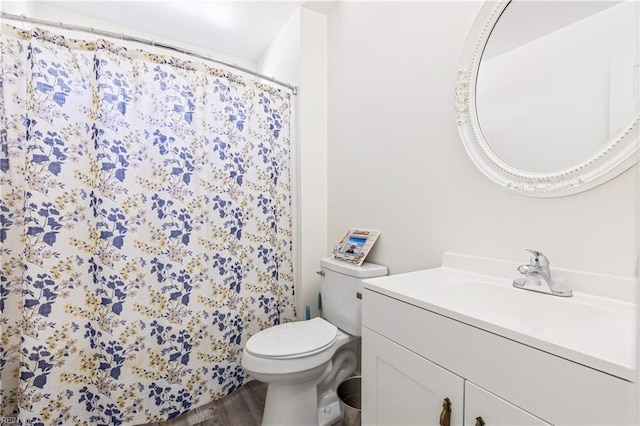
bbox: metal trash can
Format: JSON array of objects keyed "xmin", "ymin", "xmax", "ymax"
[{"xmin": 337, "ymin": 376, "xmax": 361, "ymax": 426}]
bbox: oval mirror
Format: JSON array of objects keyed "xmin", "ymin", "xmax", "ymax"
[{"xmin": 456, "ymin": 0, "xmax": 639, "ymax": 197}]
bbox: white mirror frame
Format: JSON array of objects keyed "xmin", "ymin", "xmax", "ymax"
[{"xmin": 456, "ymin": 0, "xmax": 639, "ymax": 197}]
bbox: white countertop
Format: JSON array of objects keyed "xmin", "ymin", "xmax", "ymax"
[{"xmin": 363, "ymin": 258, "xmax": 637, "ymax": 382}]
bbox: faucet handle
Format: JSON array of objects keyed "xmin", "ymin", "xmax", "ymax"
[{"xmin": 525, "ymin": 249, "xmax": 549, "ymax": 268}]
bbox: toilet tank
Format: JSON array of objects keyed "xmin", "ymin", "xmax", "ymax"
[{"xmin": 320, "ymin": 257, "xmax": 387, "ymax": 336}]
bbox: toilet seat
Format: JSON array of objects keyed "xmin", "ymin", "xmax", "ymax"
[{"xmin": 245, "ymin": 317, "xmax": 338, "ymax": 359}]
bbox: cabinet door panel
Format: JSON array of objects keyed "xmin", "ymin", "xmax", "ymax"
[
  {"xmin": 465, "ymin": 381, "xmax": 550, "ymax": 426},
  {"xmin": 363, "ymin": 327, "xmax": 464, "ymax": 425}
]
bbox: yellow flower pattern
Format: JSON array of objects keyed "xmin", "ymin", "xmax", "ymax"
[{"xmin": 0, "ymin": 24, "xmax": 295, "ymax": 424}]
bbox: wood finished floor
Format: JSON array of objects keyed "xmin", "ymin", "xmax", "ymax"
[
  {"xmin": 144, "ymin": 380, "xmax": 267, "ymax": 426},
  {"xmin": 193, "ymin": 381, "xmax": 267, "ymax": 426},
  {"xmin": 145, "ymin": 380, "xmax": 343, "ymax": 426}
]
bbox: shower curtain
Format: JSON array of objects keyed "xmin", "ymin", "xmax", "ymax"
[{"xmin": 0, "ymin": 25, "xmax": 295, "ymax": 424}]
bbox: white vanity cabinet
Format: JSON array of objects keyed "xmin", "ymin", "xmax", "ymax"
[
  {"xmin": 362, "ymin": 327, "xmax": 464, "ymax": 425},
  {"xmin": 363, "ymin": 326, "xmax": 548, "ymax": 426},
  {"xmin": 362, "ymin": 285, "xmax": 637, "ymax": 425}
]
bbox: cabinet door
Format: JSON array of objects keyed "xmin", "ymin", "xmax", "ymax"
[
  {"xmin": 464, "ymin": 381, "xmax": 550, "ymax": 426},
  {"xmin": 362, "ymin": 327, "xmax": 464, "ymax": 426}
]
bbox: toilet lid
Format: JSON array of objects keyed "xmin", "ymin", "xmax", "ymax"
[{"xmin": 245, "ymin": 317, "xmax": 338, "ymax": 359}]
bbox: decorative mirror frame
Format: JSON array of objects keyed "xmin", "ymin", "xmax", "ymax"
[{"xmin": 456, "ymin": 0, "xmax": 639, "ymax": 197}]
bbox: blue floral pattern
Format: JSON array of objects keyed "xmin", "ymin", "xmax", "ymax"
[{"xmin": 0, "ymin": 25, "xmax": 295, "ymax": 424}]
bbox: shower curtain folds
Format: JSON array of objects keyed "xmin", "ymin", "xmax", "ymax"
[{"xmin": 0, "ymin": 23, "xmax": 295, "ymax": 424}]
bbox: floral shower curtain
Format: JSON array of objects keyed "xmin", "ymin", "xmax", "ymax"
[{"xmin": 0, "ymin": 24, "xmax": 295, "ymax": 425}]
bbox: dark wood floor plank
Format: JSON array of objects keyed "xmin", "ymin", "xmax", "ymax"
[
  {"xmin": 139, "ymin": 381, "xmax": 267, "ymax": 426},
  {"xmin": 146, "ymin": 380, "xmax": 344, "ymax": 426},
  {"xmin": 195, "ymin": 380, "xmax": 266, "ymax": 426}
]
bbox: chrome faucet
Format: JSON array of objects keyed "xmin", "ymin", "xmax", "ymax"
[{"xmin": 513, "ymin": 249, "xmax": 572, "ymax": 297}]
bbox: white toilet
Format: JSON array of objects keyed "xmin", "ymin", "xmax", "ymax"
[{"xmin": 241, "ymin": 257, "xmax": 387, "ymax": 426}]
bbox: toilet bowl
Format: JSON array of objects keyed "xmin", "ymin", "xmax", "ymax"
[
  {"xmin": 242, "ymin": 318, "xmax": 358, "ymax": 425},
  {"xmin": 241, "ymin": 258, "xmax": 387, "ymax": 426}
]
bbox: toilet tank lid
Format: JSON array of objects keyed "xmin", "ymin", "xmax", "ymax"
[{"xmin": 320, "ymin": 257, "xmax": 387, "ymax": 278}]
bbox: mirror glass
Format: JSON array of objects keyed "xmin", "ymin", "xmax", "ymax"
[{"xmin": 476, "ymin": 0, "xmax": 639, "ymax": 174}]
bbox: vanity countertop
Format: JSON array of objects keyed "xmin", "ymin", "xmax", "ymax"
[{"xmin": 363, "ymin": 254, "xmax": 637, "ymax": 382}]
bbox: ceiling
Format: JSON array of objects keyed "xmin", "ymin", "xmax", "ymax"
[{"xmin": 26, "ymin": 1, "xmax": 335, "ymax": 63}]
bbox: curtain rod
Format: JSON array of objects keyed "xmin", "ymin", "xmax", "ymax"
[{"xmin": 1, "ymin": 12, "xmax": 298, "ymax": 95}]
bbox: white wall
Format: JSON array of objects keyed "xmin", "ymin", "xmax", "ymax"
[
  {"xmin": 327, "ymin": 1, "xmax": 638, "ymax": 280},
  {"xmin": 259, "ymin": 7, "xmax": 328, "ymax": 320}
]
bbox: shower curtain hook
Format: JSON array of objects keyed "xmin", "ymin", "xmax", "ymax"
[
  {"xmin": 184, "ymin": 48, "xmax": 188, "ymax": 71},
  {"xmin": 57, "ymin": 22, "xmax": 65, "ymax": 47}
]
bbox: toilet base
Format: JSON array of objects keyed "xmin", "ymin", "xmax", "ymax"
[
  {"xmin": 262, "ymin": 380, "xmax": 320, "ymax": 426},
  {"xmin": 316, "ymin": 346, "xmax": 358, "ymax": 426},
  {"xmin": 245, "ymin": 331, "xmax": 359, "ymax": 426},
  {"xmin": 317, "ymin": 399, "xmax": 341, "ymax": 426}
]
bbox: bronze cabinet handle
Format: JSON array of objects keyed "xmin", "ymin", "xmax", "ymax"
[
  {"xmin": 439, "ymin": 397, "xmax": 452, "ymax": 426},
  {"xmin": 475, "ymin": 416, "xmax": 486, "ymax": 426}
]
